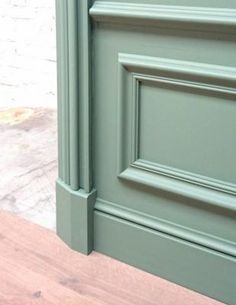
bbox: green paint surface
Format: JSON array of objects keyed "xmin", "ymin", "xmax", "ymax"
[{"xmin": 56, "ymin": 1, "xmax": 236, "ymax": 303}]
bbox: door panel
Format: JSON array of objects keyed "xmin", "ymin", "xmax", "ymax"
[
  {"xmin": 138, "ymin": 76, "xmax": 236, "ymax": 183},
  {"xmin": 90, "ymin": 1, "xmax": 236, "ymax": 303},
  {"xmin": 92, "ymin": 11, "xmax": 236, "ymax": 233},
  {"xmin": 56, "ymin": 1, "xmax": 236, "ymax": 304}
]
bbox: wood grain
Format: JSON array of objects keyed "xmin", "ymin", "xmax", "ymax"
[{"xmin": 0, "ymin": 211, "xmax": 224, "ymax": 305}]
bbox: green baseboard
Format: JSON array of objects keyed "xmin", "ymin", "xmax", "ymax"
[
  {"xmin": 94, "ymin": 204, "xmax": 236, "ymax": 305},
  {"xmin": 56, "ymin": 179, "xmax": 97, "ymax": 254}
]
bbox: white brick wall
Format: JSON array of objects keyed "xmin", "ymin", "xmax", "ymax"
[{"xmin": 0, "ymin": 0, "xmax": 57, "ymax": 108}]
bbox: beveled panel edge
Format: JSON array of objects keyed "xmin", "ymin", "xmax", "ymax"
[
  {"xmin": 119, "ymin": 166, "xmax": 236, "ymax": 212},
  {"xmin": 119, "ymin": 53, "xmax": 236, "ymax": 86},
  {"xmin": 95, "ymin": 197, "xmax": 236, "ymax": 257},
  {"xmin": 117, "ymin": 53, "xmax": 236, "ymax": 209},
  {"xmin": 134, "ymin": 159, "xmax": 236, "ymax": 196},
  {"xmin": 90, "ymin": 1, "xmax": 236, "ymax": 32}
]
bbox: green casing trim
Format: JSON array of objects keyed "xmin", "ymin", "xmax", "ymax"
[
  {"xmin": 55, "ymin": 0, "xmax": 95, "ymax": 253},
  {"xmin": 56, "ymin": 179, "xmax": 97, "ymax": 254},
  {"xmin": 55, "ymin": 0, "xmax": 92, "ymax": 191}
]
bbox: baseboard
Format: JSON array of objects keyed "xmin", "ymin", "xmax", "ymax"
[{"xmin": 94, "ymin": 200, "xmax": 236, "ymax": 305}]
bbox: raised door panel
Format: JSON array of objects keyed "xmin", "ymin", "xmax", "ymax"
[
  {"xmin": 91, "ymin": 3, "xmax": 236, "ymax": 232},
  {"xmin": 90, "ymin": 1, "xmax": 236, "ymax": 303},
  {"xmin": 56, "ymin": 1, "xmax": 236, "ymax": 303}
]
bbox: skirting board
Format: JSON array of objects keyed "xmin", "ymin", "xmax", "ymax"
[{"xmin": 94, "ymin": 209, "xmax": 236, "ymax": 305}]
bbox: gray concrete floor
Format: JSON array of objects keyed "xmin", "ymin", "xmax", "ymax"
[{"xmin": 0, "ymin": 107, "xmax": 57, "ymax": 230}]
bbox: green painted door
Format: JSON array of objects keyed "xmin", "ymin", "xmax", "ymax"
[{"xmin": 56, "ymin": 1, "xmax": 236, "ymax": 304}]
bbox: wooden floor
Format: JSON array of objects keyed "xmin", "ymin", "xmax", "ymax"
[{"xmin": 0, "ymin": 211, "xmax": 224, "ymax": 305}]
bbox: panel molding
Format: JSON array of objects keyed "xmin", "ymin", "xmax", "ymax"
[
  {"xmin": 95, "ymin": 197, "xmax": 236, "ymax": 257},
  {"xmin": 119, "ymin": 53, "xmax": 236, "ymax": 86},
  {"xmin": 90, "ymin": 1, "xmax": 236, "ymax": 32},
  {"xmin": 118, "ymin": 53, "xmax": 236, "ymax": 211},
  {"xmin": 120, "ymin": 167, "xmax": 236, "ymax": 212},
  {"xmin": 134, "ymin": 159, "xmax": 236, "ymax": 196}
]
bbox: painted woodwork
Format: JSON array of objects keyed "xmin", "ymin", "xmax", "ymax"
[{"xmin": 56, "ymin": 1, "xmax": 236, "ymax": 304}]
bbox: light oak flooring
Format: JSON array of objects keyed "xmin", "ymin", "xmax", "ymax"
[{"xmin": 0, "ymin": 211, "xmax": 224, "ymax": 305}]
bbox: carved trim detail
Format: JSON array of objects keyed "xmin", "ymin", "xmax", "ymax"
[{"xmin": 90, "ymin": 1, "xmax": 236, "ymax": 32}]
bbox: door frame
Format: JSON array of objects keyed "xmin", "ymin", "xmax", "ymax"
[{"xmin": 55, "ymin": 0, "xmax": 96, "ymax": 254}]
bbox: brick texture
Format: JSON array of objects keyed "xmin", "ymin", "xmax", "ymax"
[{"xmin": 0, "ymin": 0, "xmax": 56, "ymax": 108}]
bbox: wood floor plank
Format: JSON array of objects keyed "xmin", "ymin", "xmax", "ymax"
[
  {"xmin": 0, "ymin": 211, "xmax": 224, "ymax": 305},
  {"xmin": 0, "ymin": 255, "xmax": 98, "ymax": 305}
]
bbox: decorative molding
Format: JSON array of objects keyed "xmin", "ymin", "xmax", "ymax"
[
  {"xmin": 118, "ymin": 53, "xmax": 236, "ymax": 86},
  {"xmin": 131, "ymin": 74, "xmax": 236, "ymax": 195},
  {"xmin": 134, "ymin": 159, "xmax": 236, "ymax": 196},
  {"xmin": 55, "ymin": 0, "xmax": 93, "ymax": 192},
  {"xmin": 55, "ymin": 0, "xmax": 79, "ymax": 189},
  {"xmin": 118, "ymin": 53, "xmax": 236, "ymax": 210},
  {"xmin": 120, "ymin": 167, "xmax": 236, "ymax": 212},
  {"xmin": 55, "ymin": 0, "xmax": 70, "ymax": 184},
  {"xmin": 78, "ymin": 0, "xmax": 93, "ymax": 193},
  {"xmin": 95, "ymin": 197, "xmax": 236, "ymax": 256},
  {"xmin": 90, "ymin": 1, "xmax": 236, "ymax": 32}
]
